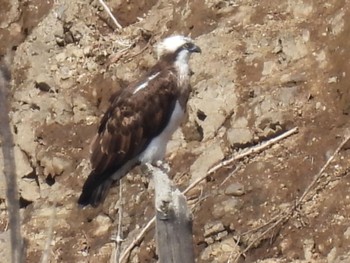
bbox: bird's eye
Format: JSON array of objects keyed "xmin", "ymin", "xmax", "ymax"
[{"xmin": 183, "ymin": 43, "xmax": 191, "ymax": 49}]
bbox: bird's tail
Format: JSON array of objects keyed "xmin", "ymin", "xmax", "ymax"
[
  {"xmin": 78, "ymin": 160, "xmax": 137, "ymax": 207},
  {"xmin": 77, "ymin": 171, "xmax": 113, "ymax": 207}
]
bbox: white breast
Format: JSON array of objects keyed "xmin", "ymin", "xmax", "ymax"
[{"xmin": 138, "ymin": 101, "xmax": 184, "ymax": 163}]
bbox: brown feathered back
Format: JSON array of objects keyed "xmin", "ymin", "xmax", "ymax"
[
  {"xmin": 78, "ymin": 36, "xmax": 200, "ymax": 207},
  {"xmin": 78, "ymin": 56, "xmax": 182, "ymax": 206}
]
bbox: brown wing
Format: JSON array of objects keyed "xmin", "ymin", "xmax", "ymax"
[
  {"xmin": 91, "ymin": 71, "xmax": 178, "ymax": 173},
  {"xmin": 78, "ymin": 70, "xmax": 179, "ymax": 206}
]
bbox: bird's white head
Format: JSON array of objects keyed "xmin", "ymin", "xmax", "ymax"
[
  {"xmin": 156, "ymin": 35, "xmax": 201, "ymax": 84},
  {"xmin": 156, "ymin": 35, "xmax": 201, "ymax": 59}
]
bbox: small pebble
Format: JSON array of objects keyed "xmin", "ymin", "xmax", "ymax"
[
  {"xmin": 224, "ymin": 183, "xmax": 245, "ymax": 196},
  {"xmin": 204, "ymin": 221, "xmax": 225, "ymax": 237}
]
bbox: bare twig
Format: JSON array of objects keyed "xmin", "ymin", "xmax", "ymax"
[
  {"xmin": 296, "ymin": 132, "xmax": 350, "ymax": 206},
  {"xmin": 116, "ymin": 183, "xmax": 123, "ymax": 260},
  {"xmin": 98, "ymin": 0, "xmax": 123, "ymax": 30},
  {"xmin": 243, "ymin": 213, "xmax": 289, "ymax": 253},
  {"xmin": 228, "ymin": 236, "xmax": 241, "ymax": 263},
  {"xmin": 0, "ymin": 57, "xmax": 23, "ymax": 263},
  {"xmin": 107, "ymin": 47, "xmax": 132, "ymax": 66},
  {"xmin": 184, "ymin": 127, "xmax": 299, "ymax": 195},
  {"xmin": 207, "ymin": 127, "xmax": 299, "ymax": 175},
  {"xmin": 125, "ymin": 39, "xmax": 153, "ymax": 60},
  {"xmin": 119, "ymin": 217, "xmax": 155, "ymax": 263},
  {"xmin": 110, "ymin": 183, "xmax": 124, "ymax": 263},
  {"xmin": 40, "ymin": 204, "xmax": 57, "ymax": 263},
  {"xmin": 220, "ymin": 164, "xmax": 241, "ymax": 186},
  {"xmin": 119, "ymin": 128, "xmax": 299, "ymax": 260},
  {"xmin": 240, "ymin": 211, "xmax": 284, "ymax": 236}
]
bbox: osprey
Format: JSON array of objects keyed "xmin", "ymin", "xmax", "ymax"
[{"xmin": 78, "ymin": 35, "xmax": 201, "ymax": 207}]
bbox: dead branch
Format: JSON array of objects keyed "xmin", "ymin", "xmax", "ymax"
[
  {"xmin": 184, "ymin": 127, "xmax": 299, "ymax": 195},
  {"xmin": 40, "ymin": 204, "xmax": 57, "ymax": 263},
  {"xmin": 0, "ymin": 57, "xmax": 23, "ymax": 262},
  {"xmin": 296, "ymin": 132, "xmax": 350, "ymax": 206},
  {"xmin": 119, "ymin": 218, "xmax": 155, "ymax": 263},
  {"xmin": 110, "ymin": 183, "xmax": 124, "ymax": 263},
  {"xmin": 207, "ymin": 127, "xmax": 299, "ymax": 175},
  {"xmin": 234, "ymin": 210, "xmax": 291, "ymax": 262},
  {"xmin": 98, "ymin": 0, "xmax": 123, "ymax": 30}
]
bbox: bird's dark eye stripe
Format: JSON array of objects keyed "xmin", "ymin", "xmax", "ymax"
[
  {"xmin": 176, "ymin": 43, "xmax": 194, "ymax": 53},
  {"xmin": 183, "ymin": 43, "xmax": 192, "ymax": 49}
]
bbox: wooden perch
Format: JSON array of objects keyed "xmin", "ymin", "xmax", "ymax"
[
  {"xmin": 0, "ymin": 56, "xmax": 23, "ymax": 263},
  {"xmin": 148, "ymin": 164, "xmax": 195, "ymax": 263}
]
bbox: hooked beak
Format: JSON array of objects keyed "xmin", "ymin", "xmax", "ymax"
[{"xmin": 189, "ymin": 44, "xmax": 202, "ymax": 53}]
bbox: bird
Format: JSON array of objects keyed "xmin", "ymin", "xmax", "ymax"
[{"xmin": 78, "ymin": 35, "xmax": 201, "ymax": 207}]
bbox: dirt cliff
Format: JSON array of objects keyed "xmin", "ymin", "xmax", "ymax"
[{"xmin": 1, "ymin": 0, "xmax": 350, "ymax": 262}]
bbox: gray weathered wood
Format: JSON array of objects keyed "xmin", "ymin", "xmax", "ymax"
[
  {"xmin": 151, "ymin": 164, "xmax": 194, "ymax": 263},
  {"xmin": 0, "ymin": 56, "xmax": 24, "ymax": 263}
]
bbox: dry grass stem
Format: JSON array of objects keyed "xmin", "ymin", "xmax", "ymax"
[
  {"xmin": 207, "ymin": 127, "xmax": 299, "ymax": 175},
  {"xmin": 98, "ymin": 0, "xmax": 123, "ymax": 30},
  {"xmin": 296, "ymin": 132, "xmax": 350, "ymax": 205},
  {"xmin": 40, "ymin": 204, "xmax": 57, "ymax": 263},
  {"xmin": 110, "ymin": 183, "xmax": 124, "ymax": 263},
  {"xmin": 185, "ymin": 127, "xmax": 299, "ymax": 195},
  {"xmin": 220, "ymin": 164, "xmax": 241, "ymax": 186},
  {"xmin": 119, "ymin": 217, "xmax": 156, "ymax": 263}
]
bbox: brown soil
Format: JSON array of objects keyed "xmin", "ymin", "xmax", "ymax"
[{"xmin": 1, "ymin": 0, "xmax": 350, "ymax": 262}]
